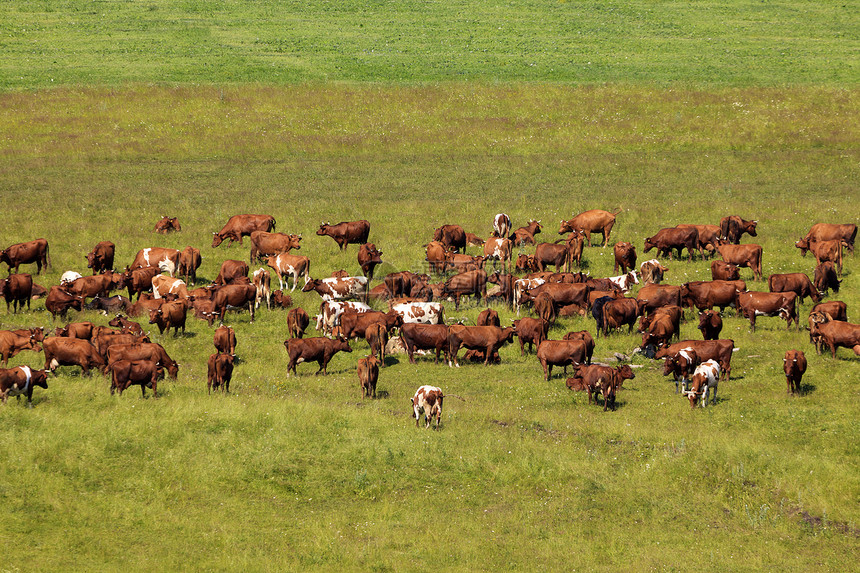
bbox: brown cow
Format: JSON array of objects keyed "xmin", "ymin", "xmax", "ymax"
[
  {"xmin": 43, "ymin": 336, "xmax": 105, "ymax": 376},
  {"xmin": 515, "ymin": 254, "xmax": 540, "ymax": 273},
  {"xmin": 567, "ymin": 364, "xmax": 635, "ymax": 411},
  {"xmin": 643, "ymin": 227, "xmax": 699, "ymax": 261},
  {"xmin": 641, "ymin": 312, "xmax": 676, "ymax": 348},
  {"xmin": 522, "ymin": 282, "xmax": 591, "ymax": 311},
  {"xmin": 207, "ymin": 353, "xmax": 234, "ymax": 394},
  {"xmin": 149, "ymin": 300, "xmax": 188, "ymax": 336},
  {"xmin": 486, "ymin": 271, "xmax": 515, "ymax": 309},
  {"xmin": 0, "ymin": 366, "xmax": 48, "ymax": 405},
  {"xmin": 636, "ymin": 284, "xmax": 682, "ymax": 315},
  {"xmin": 45, "ymin": 286, "xmax": 85, "ymax": 320},
  {"xmin": 271, "ymin": 290, "xmax": 293, "ymax": 309},
  {"xmin": 736, "ymin": 291, "xmax": 798, "ymax": 331},
  {"xmin": 537, "ymin": 339, "xmax": 588, "ymax": 380},
  {"xmin": 285, "ymin": 336, "xmax": 352, "ymax": 376},
  {"xmin": 698, "ymin": 310, "xmax": 723, "ymax": 340},
  {"xmin": 424, "ymin": 241, "xmax": 450, "ymax": 274},
  {"xmin": 796, "ymin": 239, "xmax": 844, "ymax": 276},
  {"xmin": 442, "ymin": 270, "xmax": 487, "ymax": 310},
  {"xmin": 717, "ymin": 243, "xmax": 763, "ymax": 281},
  {"xmin": 0, "ymin": 330, "xmax": 41, "ymax": 367},
  {"xmin": 655, "ymin": 339, "xmax": 734, "ymax": 381},
  {"xmin": 109, "ymin": 360, "xmax": 163, "ymax": 397},
  {"xmin": 339, "ymin": 310, "xmax": 401, "ymax": 340},
  {"xmin": 681, "ymin": 280, "xmax": 747, "ymax": 312},
  {"xmin": 212, "ymin": 283, "xmax": 256, "ymax": 324},
  {"xmin": 215, "ymin": 260, "xmax": 249, "ymax": 286},
  {"xmin": 317, "ymin": 220, "xmax": 370, "ymax": 250},
  {"xmin": 719, "ymin": 216, "xmax": 758, "ymax": 244},
  {"xmin": 154, "ymin": 216, "xmax": 181, "ymax": 234},
  {"xmin": 108, "ymin": 315, "xmax": 143, "ymax": 336},
  {"xmin": 768, "ymin": 272, "xmax": 821, "ymax": 304},
  {"xmin": 214, "ymin": 325, "xmax": 237, "ymax": 355},
  {"xmin": 54, "ymin": 321, "xmax": 95, "ymax": 340},
  {"xmin": 212, "ymin": 214, "xmax": 276, "ymax": 247},
  {"xmin": 128, "ymin": 296, "xmax": 164, "ymax": 319},
  {"xmin": 813, "ymin": 261, "xmax": 841, "ymax": 295},
  {"xmin": 86, "ymin": 241, "xmax": 115, "ymax": 275},
  {"xmin": 660, "ymin": 347, "xmax": 701, "ymax": 393},
  {"xmin": 357, "ymin": 355, "xmax": 381, "ymax": 399},
  {"xmin": 613, "ymin": 242, "xmax": 637, "ymax": 274},
  {"xmin": 1, "ymin": 273, "xmax": 32, "ymax": 313},
  {"xmin": 1, "ymin": 239, "xmax": 50, "ymax": 275},
  {"xmin": 365, "ymin": 323, "xmax": 388, "ymax": 365},
  {"xmin": 400, "ymin": 323, "xmax": 449, "ymax": 364},
  {"xmin": 129, "ymin": 247, "xmax": 180, "ymax": 272},
  {"xmin": 600, "ymin": 298, "xmax": 640, "ymax": 337},
  {"xmin": 121, "ymin": 266, "xmax": 158, "ymax": 301},
  {"xmin": 384, "ymin": 271, "xmax": 428, "ymax": 299},
  {"xmin": 106, "ymin": 342, "xmax": 179, "ymax": 379},
  {"xmin": 798, "ymin": 223, "xmax": 856, "ymax": 254},
  {"xmin": 510, "ymin": 220, "xmax": 542, "ymax": 246},
  {"xmin": 512, "ymin": 317, "xmax": 549, "ymax": 356},
  {"xmin": 534, "ymin": 241, "xmax": 570, "ymax": 273},
  {"xmin": 638, "ymin": 306, "xmax": 682, "ymax": 339},
  {"xmin": 63, "ymin": 271, "xmax": 124, "ymax": 300},
  {"xmin": 640, "ymin": 259, "xmax": 669, "ymax": 285},
  {"xmin": 711, "ymin": 260, "xmax": 740, "ymax": 281},
  {"xmin": 249, "ymin": 231, "xmax": 301, "ymax": 264},
  {"xmin": 558, "ymin": 209, "xmax": 620, "ymax": 247},
  {"xmin": 783, "ymin": 350, "xmax": 807, "ymax": 394},
  {"xmin": 354, "ymin": 244, "xmax": 382, "ymax": 283},
  {"xmin": 286, "ymin": 307, "xmax": 310, "ymax": 339},
  {"xmin": 808, "ymin": 316, "xmax": 860, "ymax": 358},
  {"xmin": 252, "ymin": 268, "xmax": 271, "ymax": 310},
  {"xmin": 465, "ymin": 232, "xmax": 485, "ymax": 248},
  {"xmin": 92, "ymin": 329, "xmax": 150, "ymax": 361},
  {"xmin": 810, "ymin": 301, "xmax": 847, "ymax": 323},
  {"xmin": 177, "ymin": 246, "xmax": 202, "ymax": 286},
  {"xmin": 446, "ymin": 253, "xmax": 485, "ymax": 274},
  {"xmin": 534, "ymin": 291, "xmax": 556, "ymax": 324},
  {"xmin": 447, "ymin": 325, "xmax": 516, "ymax": 367},
  {"xmin": 433, "ymin": 224, "xmax": 466, "ymax": 252}
]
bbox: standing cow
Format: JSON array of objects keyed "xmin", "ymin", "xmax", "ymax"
[{"xmin": 783, "ymin": 349, "xmax": 807, "ymax": 395}]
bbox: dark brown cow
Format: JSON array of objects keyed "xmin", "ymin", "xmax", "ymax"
[
  {"xmin": 567, "ymin": 364, "xmax": 635, "ymax": 411},
  {"xmin": 509, "ymin": 220, "xmax": 542, "ymax": 246},
  {"xmin": 212, "ymin": 214, "xmax": 276, "ymax": 247},
  {"xmin": 213, "ymin": 325, "xmax": 236, "ymax": 355},
  {"xmin": 477, "ymin": 308, "xmax": 500, "ymax": 327},
  {"xmin": 587, "ymin": 289, "xmax": 624, "ymax": 308},
  {"xmin": 486, "ymin": 271, "xmax": 515, "ymax": 309},
  {"xmin": 85, "ymin": 295, "xmax": 132, "ymax": 314},
  {"xmin": 808, "ymin": 316, "xmax": 860, "ymax": 358},
  {"xmin": 641, "ymin": 312, "xmax": 676, "ymax": 348},
  {"xmin": 384, "ymin": 271, "xmax": 428, "ymax": 299},
  {"xmin": 207, "ymin": 353, "xmax": 234, "ymax": 394},
  {"xmin": 638, "ymin": 306, "xmax": 682, "ymax": 339},
  {"xmin": 128, "ymin": 297, "xmax": 164, "ymax": 319},
  {"xmin": 558, "ymin": 209, "xmax": 620, "ymax": 247},
  {"xmin": 92, "ymin": 329, "xmax": 151, "ymax": 361},
  {"xmin": 600, "ymin": 298, "xmax": 640, "ymax": 337},
  {"xmin": 248, "ymin": 231, "xmax": 301, "ymax": 264},
  {"xmin": 106, "ymin": 342, "xmax": 179, "ymax": 379},
  {"xmin": 796, "ymin": 239, "xmax": 844, "ymax": 276},
  {"xmin": 0, "ymin": 366, "xmax": 48, "ymax": 405},
  {"xmin": 442, "ymin": 270, "xmax": 487, "ymax": 310},
  {"xmin": 286, "ymin": 307, "xmax": 310, "ymax": 339},
  {"xmin": 799, "ymin": 223, "xmax": 856, "ymax": 254},
  {"xmin": 357, "ymin": 243, "xmax": 383, "ymax": 281},
  {"xmin": 810, "ymin": 301, "xmax": 847, "ymax": 323},
  {"xmin": 148, "ymin": 300, "xmax": 188, "ymax": 336},
  {"xmin": 1, "ymin": 239, "xmax": 50, "ymax": 275},
  {"xmin": 636, "ymin": 284, "xmax": 682, "ymax": 315},
  {"xmin": 512, "ymin": 317, "xmax": 549, "ymax": 356},
  {"xmin": 339, "ymin": 310, "xmax": 401, "ymax": 340},
  {"xmin": 400, "ymin": 323, "xmax": 449, "ymax": 364},
  {"xmin": 447, "ymin": 325, "xmax": 516, "ymax": 367},
  {"xmin": 711, "ymin": 260, "xmax": 740, "ymax": 281},
  {"xmin": 0, "ymin": 330, "xmax": 41, "ymax": 367},
  {"xmin": 365, "ymin": 323, "xmax": 388, "ymax": 365},
  {"xmin": 215, "ymin": 260, "xmax": 249, "ymax": 285},
  {"xmin": 109, "ymin": 360, "xmax": 163, "ymax": 397},
  {"xmin": 681, "ymin": 280, "xmax": 747, "ymax": 312},
  {"xmin": 317, "ymin": 220, "xmax": 370, "ymax": 250},
  {"xmin": 613, "ymin": 242, "xmax": 637, "ymax": 274},
  {"xmin": 768, "ymin": 273, "xmax": 821, "ymax": 304},
  {"xmin": 86, "ymin": 241, "xmax": 115, "ymax": 275},
  {"xmin": 655, "ymin": 339, "xmax": 734, "ymax": 381},
  {"xmin": 433, "ymin": 224, "xmax": 466, "ymax": 252},
  {"xmin": 177, "ymin": 246, "xmax": 202, "ymax": 286},
  {"xmin": 45, "ymin": 286, "xmax": 85, "ymax": 320},
  {"xmin": 128, "ymin": 247, "xmax": 180, "ymax": 272},
  {"xmin": 719, "ymin": 216, "xmax": 758, "ymax": 244},
  {"xmin": 63, "ymin": 271, "xmax": 124, "ymax": 300},
  {"xmin": 534, "ymin": 241, "xmax": 571, "ymax": 273},
  {"xmin": 643, "ymin": 227, "xmax": 699, "ymax": 262},
  {"xmin": 736, "ymin": 291, "xmax": 798, "ymax": 331},
  {"xmin": 783, "ymin": 350, "xmax": 807, "ymax": 394},
  {"xmin": 121, "ymin": 266, "xmax": 158, "ymax": 301},
  {"xmin": 357, "ymin": 355, "xmax": 381, "ymax": 399},
  {"xmin": 1, "ymin": 273, "xmax": 32, "ymax": 313},
  {"xmin": 54, "ymin": 321, "xmax": 96, "ymax": 340},
  {"xmin": 676, "ymin": 224, "xmax": 720, "ymax": 256},
  {"xmin": 154, "ymin": 216, "xmax": 181, "ymax": 234},
  {"xmin": 536, "ymin": 339, "xmax": 587, "ymax": 380},
  {"xmin": 698, "ymin": 310, "xmax": 723, "ymax": 340},
  {"xmin": 717, "ymin": 243, "xmax": 763, "ymax": 281},
  {"xmin": 285, "ymin": 336, "xmax": 352, "ymax": 376},
  {"xmin": 43, "ymin": 336, "xmax": 105, "ymax": 376},
  {"xmin": 212, "ymin": 283, "xmax": 256, "ymax": 323},
  {"xmin": 515, "ymin": 254, "xmax": 540, "ymax": 273},
  {"xmin": 813, "ymin": 262, "xmax": 841, "ymax": 295}
]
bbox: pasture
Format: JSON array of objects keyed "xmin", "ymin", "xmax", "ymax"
[{"xmin": 0, "ymin": 85, "xmax": 858, "ymax": 570}]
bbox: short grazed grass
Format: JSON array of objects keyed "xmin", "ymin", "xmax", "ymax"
[{"xmin": 0, "ymin": 85, "xmax": 857, "ymax": 570}]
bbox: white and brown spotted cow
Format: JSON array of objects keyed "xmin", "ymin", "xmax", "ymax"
[
  {"xmin": 391, "ymin": 301, "xmax": 444, "ymax": 325},
  {"xmin": 302, "ymin": 276, "xmax": 368, "ymax": 301},
  {"xmin": 514, "ymin": 277, "xmax": 546, "ymax": 315},
  {"xmin": 252, "ymin": 268, "xmax": 271, "ymax": 309},
  {"xmin": 265, "ymin": 253, "xmax": 311, "ymax": 292},
  {"xmin": 686, "ymin": 359, "xmax": 720, "ymax": 408},
  {"xmin": 151, "ymin": 275, "xmax": 190, "ymax": 300},
  {"xmin": 412, "ymin": 385, "xmax": 445, "ymax": 429},
  {"xmin": 315, "ymin": 300, "xmax": 372, "ymax": 336}
]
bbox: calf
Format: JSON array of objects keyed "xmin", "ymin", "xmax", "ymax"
[
  {"xmin": 365, "ymin": 322, "xmax": 388, "ymax": 364},
  {"xmin": 213, "ymin": 325, "xmax": 237, "ymax": 355},
  {"xmin": 86, "ymin": 241, "xmax": 115, "ymax": 275},
  {"xmin": 252, "ymin": 268, "xmax": 272, "ymax": 309},
  {"xmin": 271, "ymin": 290, "xmax": 293, "ymax": 309},
  {"xmin": 357, "ymin": 355, "xmax": 381, "ymax": 399},
  {"xmin": 108, "ymin": 315, "xmax": 143, "ymax": 336},
  {"xmin": 686, "ymin": 360, "xmax": 720, "ymax": 408},
  {"xmin": 177, "ymin": 245, "xmax": 201, "ymax": 285},
  {"xmin": 783, "ymin": 349, "xmax": 807, "ymax": 394},
  {"xmin": 154, "ymin": 216, "xmax": 181, "ymax": 234},
  {"xmin": 0, "ymin": 330, "xmax": 41, "ymax": 367},
  {"xmin": 86, "ymin": 295, "xmax": 132, "ymax": 314},
  {"xmin": 655, "ymin": 339, "xmax": 734, "ymax": 381},
  {"xmin": 287, "ymin": 307, "xmax": 310, "ymax": 338},
  {"xmin": 285, "ymin": 337, "xmax": 352, "ymax": 376},
  {"xmin": 562, "ymin": 330, "xmax": 595, "ymax": 365},
  {"xmin": 411, "ymin": 385, "xmax": 444, "ymax": 429},
  {"xmin": 661, "ymin": 348, "xmax": 701, "ymax": 394},
  {"xmin": 512, "ymin": 318, "xmax": 549, "ymax": 356},
  {"xmin": 698, "ymin": 310, "xmax": 723, "ymax": 340},
  {"xmin": 400, "ymin": 323, "xmax": 449, "ymax": 364},
  {"xmin": 717, "ymin": 243, "xmax": 763, "ymax": 282},
  {"xmin": 215, "ymin": 260, "xmax": 249, "ymax": 286},
  {"xmin": 109, "ymin": 359, "xmax": 163, "ymax": 398},
  {"xmin": 613, "ymin": 242, "xmax": 637, "ymax": 274},
  {"xmin": 536, "ymin": 339, "xmax": 587, "ymax": 380},
  {"xmin": 207, "ymin": 353, "xmax": 235, "ymax": 394},
  {"xmin": 0, "ymin": 366, "xmax": 48, "ymax": 406},
  {"xmin": 640, "ymin": 259, "xmax": 668, "ymax": 285},
  {"xmin": 643, "ymin": 226, "xmax": 699, "ymax": 261}
]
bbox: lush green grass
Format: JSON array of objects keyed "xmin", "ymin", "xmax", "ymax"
[
  {"xmin": 0, "ymin": 86, "xmax": 858, "ymax": 570},
  {"xmin": 0, "ymin": 0, "xmax": 858, "ymax": 90}
]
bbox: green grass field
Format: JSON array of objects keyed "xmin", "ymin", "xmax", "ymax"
[{"xmin": 0, "ymin": 1, "xmax": 859, "ymax": 571}]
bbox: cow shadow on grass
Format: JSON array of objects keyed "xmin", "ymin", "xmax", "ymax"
[{"xmin": 798, "ymin": 383, "xmax": 816, "ymax": 395}]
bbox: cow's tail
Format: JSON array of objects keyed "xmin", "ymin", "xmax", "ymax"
[
  {"xmin": 611, "ymin": 207, "xmax": 622, "ymax": 216},
  {"xmin": 303, "ymin": 260, "xmax": 311, "ymax": 287},
  {"xmin": 441, "ymin": 393, "xmax": 466, "ymax": 402},
  {"xmin": 270, "ymin": 217, "xmax": 277, "ymax": 232},
  {"xmin": 45, "ymin": 242, "xmax": 52, "ymax": 271}
]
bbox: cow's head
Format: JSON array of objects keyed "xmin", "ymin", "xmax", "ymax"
[
  {"xmin": 211, "ymin": 232, "xmax": 224, "ymax": 248},
  {"xmin": 301, "ymin": 279, "xmax": 321, "ymax": 293},
  {"xmin": 558, "ymin": 220, "xmax": 573, "ymax": 234},
  {"xmin": 642, "ymin": 237, "xmax": 655, "ymax": 253},
  {"xmin": 148, "ymin": 308, "xmax": 162, "ymax": 324},
  {"xmin": 794, "ymin": 239, "xmax": 810, "ymax": 255},
  {"xmin": 316, "ymin": 223, "xmax": 330, "ymax": 236},
  {"xmin": 31, "ymin": 369, "xmax": 49, "ymax": 390}
]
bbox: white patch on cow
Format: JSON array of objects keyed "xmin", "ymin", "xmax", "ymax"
[
  {"xmin": 142, "ymin": 248, "xmax": 152, "ymax": 266},
  {"xmin": 158, "ymin": 258, "xmax": 175, "ymax": 277},
  {"xmin": 50, "ymin": 358, "xmax": 59, "ymax": 370},
  {"xmin": 60, "ymin": 271, "xmax": 82, "ymax": 285}
]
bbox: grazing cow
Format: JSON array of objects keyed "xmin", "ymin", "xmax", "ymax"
[
  {"xmin": 492, "ymin": 213, "xmax": 511, "ymax": 239},
  {"xmin": 109, "ymin": 360, "xmax": 163, "ymax": 398},
  {"xmin": 536, "ymin": 339, "xmax": 588, "ymax": 380},
  {"xmin": 357, "ymin": 355, "xmax": 381, "ymax": 399},
  {"xmin": 486, "ymin": 271, "xmax": 515, "ymax": 309},
  {"xmin": 477, "ymin": 308, "xmax": 500, "ymax": 327},
  {"xmin": 249, "ymin": 231, "xmax": 302, "ymax": 264},
  {"xmin": 600, "ymin": 298, "xmax": 640, "ymax": 337},
  {"xmin": 252, "ymin": 268, "xmax": 271, "ymax": 310},
  {"xmin": 509, "ymin": 220, "xmax": 542, "ymax": 247},
  {"xmin": 808, "ymin": 315, "xmax": 860, "ymax": 358},
  {"xmin": 719, "ymin": 216, "xmax": 758, "ymax": 244},
  {"xmin": 383, "ymin": 271, "xmax": 428, "ymax": 299},
  {"xmin": 106, "ymin": 342, "xmax": 179, "ymax": 379},
  {"xmin": 107, "ymin": 314, "xmax": 143, "ymax": 336},
  {"xmin": 1, "ymin": 273, "xmax": 32, "ymax": 313},
  {"xmin": 0, "ymin": 366, "xmax": 48, "ymax": 406},
  {"xmin": 212, "ymin": 283, "xmax": 256, "ymax": 324},
  {"xmin": 768, "ymin": 273, "xmax": 821, "ymax": 305},
  {"xmin": 686, "ymin": 360, "xmax": 720, "ymax": 408},
  {"xmin": 121, "ymin": 266, "xmax": 158, "ymax": 301},
  {"xmin": 796, "ymin": 239, "xmax": 844, "ymax": 276},
  {"xmin": 154, "ymin": 216, "xmax": 181, "ymax": 234},
  {"xmin": 643, "ymin": 226, "xmax": 699, "ymax": 261},
  {"xmin": 412, "ymin": 385, "xmax": 445, "ymax": 429},
  {"xmin": 400, "ymin": 323, "xmax": 449, "ymax": 364},
  {"xmin": 128, "ymin": 296, "xmax": 165, "ymax": 319},
  {"xmin": 93, "ymin": 328, "xmax": 150, "ymax": 360},
  {"xmin": 558, "ymin": 209, "xmax": 620, "ymax": 247},
  {"xmin": 0, "ymin": 330, "xmax": 41, "ymax": 367},
  {"xmin": 677, "ymin": 224, "xmax": 720, "ymax": 256},
  {"xmin": 1, "ymin": 239, "xmax": 50, "ymax": 275},
  {"xmin": 302, "ymin": 276, "xmax": 368, "ymax": 302},
  {"xmin": 799, "ymin": 223, "xmax": 857, "ymax": 254},
  {"xmin": 638, "ymin": 305, "xmax": 683, "ymax": 338},
  {"xmin": 482, "ymin": 237, "xmax": 513, "ymax": 273},
  {"xmin": 641, "ymin": 312, "xmax": 677, "ymax": 349},
  {"xmin": 655, "ymin": 339, "xmax": 734, "ymax": 381},
  {"xmin": 317, "ymin": 220, "xmax": 370, "ymax": 250},
  {"xmin": 810, "ymin": 301, "xmax": 847, "ymax": 323},
  {"xmin": 212, "ymin": 214, "xmax": 276, "ymax": 247},
  {"xmin": 215, "ymin": 260, "xmax": 249, "ymax": 286},
  {"xmin": 613, "ymin": 242, "xmax": 637, "ymax": 274},
  {"xmin": 512, "ymin": 317, "xmax": 549, "ymax": 356},
  {"xmin": 534, "ymin": 291, "xmax": 556, "ymax": 324},
  {"xmin": 639, "ymin": 259, "xmax": 669, "ymax": 285},
  {"xmin": 433, "ymin": 224, "xmax": 466, "ymax": 253},
  {"xmin": 465, "ymin": 232, "xmax": 485, "ymax": 248},
  {"xmin": 285, "ymin": 336, "xmax": 352, "ymax": 376},
  {"xmin": 698, "ymin": 310, "xmax": 723, "ymax": 340},
  {"xmin": 265, "ymin": 253, "xmax": 311, "ymax": 292},
  {"xmin": 661, "ymin": 348, "xmax": 701, "ymax": 394},
  {"xmin": 357, "ymin": 243, "xmax": 383, "ymax": 281},
  {"xmin": 151, "ymin": 274, "xmax": 190, "ymax": 300},
  {"xmin": 339, "ymin": 310, "xmax": 402, "ymax": 341},
  {"xmin": 86, "ymin": 241, "xmax": 115, "ymax": 275},
  {"xmin": 129, "ymin": 247, "xmax": 180, "ymax": 272},
  {"xmin": 447, "ymin": 325, "xmax": 516, "ymax": 367},
  {"xmin": 392, "ymin": 302, "xmax": 444, "ymax": 326},
  {"xmin": 213, "ymin": 325, "xmax": 236, "ymax": 355},
  {"xmin": 45, "ymin": 286, "xmax": 85, "ymax": 320},
  {"xmin": 636, "ymin": 284, "xmax": 682, "ymax": 315},
  {"xmin": 717, "ymin": 243, "xmax": 763, "ymax": 281},
  {"xmin": 42, "ymin": 336, "xmax": 105, "ymax": 376},
  {"xmin": 711, "ymin": 260, "xmax": 740, "ymax": 281},
  {"xmin": 680, "ymin": 280, "xmax": 747, "ymax": 312},
  {"xmin": 813, "ymin": 262, "xmax": 841, "ymax": 295},
  {"xmin": 54, "ymin": 321, "xmax": 96, "ymax": 340},
  {"xmin": 207, "ymin": 353, "xmax": 235, "ymax": 394},
  {"xmin": 783, "ymin": 350, "xmax": 807, "ymax": 394},
  {"xmin": 365, "ymin": 322, "xmax": 388, "ymax": 364},
  {"xmin": 567, "ymin": 364, "xmax": 635, "ymax": 411},
  {"xmin": 286, "ymin": 307, "xmax": 310, "ymax": 339},
  {"xmin": 562, "ymin": 330, "xmax": 595, "ymax": 365},
  {"xmin": 177, "ymin": 246, "xmax": 202, "ymax": 286},
  {"xmin": 442, "ymin": 270, "xmax": 487, "ymax": 310},
  {"xmin": 736, "ymin": 291, "xmax": 798, "ymax": 332}
]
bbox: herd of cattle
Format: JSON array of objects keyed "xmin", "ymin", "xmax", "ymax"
[{"xmin": 0, "ymin": 211, "xmax": 856, "ymax": 426}]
